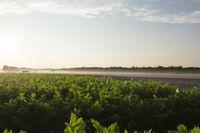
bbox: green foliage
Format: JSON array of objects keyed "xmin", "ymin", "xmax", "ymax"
[
  {"xmin": 91, "ymin": 119, "xmax": 120, "ymax": 133},
  {"xmin": 168, "ymin": 124, "xmax": 200, "ymax": 133},
  {"xmin": 190, "ymin": 127, "xmax": 200, "ymax": 133},
  {"xmin": 3, "ymin": 129, "xmax": 12, "ymax": 133},
  {"xmin": 144, "ymin": 130, "xmax": 153, "ymax": 133},
  {"xmin": 2, "ymin": 113, "xmax": 200, "ymax": 133},
  {"xmin": 0, "ymin": 73, "xmax": 200, "ymax": 133},
  {"xmin": 91, "ymin": 119, "xmax": 104, "ymax": 133},
  {"xmin": 64, "ymin": 113, "xmax": 86, "ymax": 133},
  {"xmin": 2, "ymin": 129, "xmax": 26, "ymax": 133},
  {"xmin": 177, "ymin": 124, "xmax": 188, "ymax": 133},
  {"xmin": 81, "ymin": 114, "xmax": 200, "ymax": 133},
  {"xmin": 19, "ymin": 131, "xmax": 27, "ymax": 133}
]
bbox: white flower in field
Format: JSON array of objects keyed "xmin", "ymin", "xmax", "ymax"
[
  {"xmin": 124, "ymin": 80, "xmax": 127, "ymax": 84},
  {"xmin": 176, "ymin": 89, "xmax": 179, "ymax": 93}
]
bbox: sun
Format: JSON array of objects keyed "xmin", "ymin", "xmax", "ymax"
[
  {"xmin": 0, "ymin": 38, "xmax": 16, "ymax": 51},
  {"xmin": 0, "ymin": 33, "xmax": 19, "ymax": 56}
]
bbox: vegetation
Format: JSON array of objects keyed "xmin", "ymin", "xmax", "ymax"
[
  {"xmin": 64, "ymin": 113, "xmax": 200, "ymax": 133},
  {"xmin": 2, "ymin": 65, "xmax": 200, "ymax": 73},
  {"xmin": 69, "ymin": 66, "xmax": 200, "ymax": 73},
  {"xmin": 2, "ymin": 113, "xmax": 200, "ymax": 133},
  {"xmin": 0, "ymin": 73, "xmax": 200, "ymax": 133}
]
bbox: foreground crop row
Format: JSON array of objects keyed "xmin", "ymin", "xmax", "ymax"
[
  {"xmin": 3, "ymin": 113, "xmax": 200, "ymax": 133},
  {"xmin": 0, "ymin": 73, "xmax": 199, "ymax": 133}
]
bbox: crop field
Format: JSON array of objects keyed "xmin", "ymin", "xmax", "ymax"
[
  {"xmin": 0, "ymin": 73, "xmax": 200, "ymax": 133},
  {"xmin": 2, "ymin": 70, "xmax": 200, "ymax": 89},
  {"xmin": 53, "ymin": 71, "xmax": 200, "ymax": 89}
]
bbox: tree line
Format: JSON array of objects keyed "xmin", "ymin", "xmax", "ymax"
[{"xmin": 2, "ymin": 65, "xmax": 200, "ymax": 73}]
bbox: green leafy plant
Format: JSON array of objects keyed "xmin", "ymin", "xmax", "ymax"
[
  {"xmin": 3, "ymin": 129, "xmax": 12, "ymax": 133},
  {"xmin": 2, "ymin": 113, "xmax": 200, "ymax": 133},
  {"xmin": 168, "ymin": 124, "xmax": 200, "ymax": 133},
  {"xmin": 91, "ymin": 119, "xmax": 120, "ymax": 133},
  {"xmin": 64, "ymin": 113, "xmax": 86, "ymax": 133},
  {"xmin": 2, "ymin": 129, "xmax": 26, "ymax": 133}
]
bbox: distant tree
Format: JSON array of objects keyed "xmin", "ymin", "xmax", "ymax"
[
  {"xmin": 2, "ymin": 65, "xmax": 9, "ymax": 71},
  {"xmin": 157, "ymin": 66, "xmax": 164, "ymax": 69}
]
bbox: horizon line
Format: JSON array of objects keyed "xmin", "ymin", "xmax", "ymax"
[{"xmin": 1, "ymin": 65, "xmax": 200, "ymax": 70}]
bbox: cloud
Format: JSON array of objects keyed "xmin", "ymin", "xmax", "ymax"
[
  {"xmin": 0, "ymin": 0, "xmax": 31, "ymax": 15},
  {"xmin": 124, "ymin": 8, "xmax": 200, "ymax": 24},
  {"xmin": 0, "ymin": 0, "xmax": 200, "ymax": 24},
  {"xmin": 0, "ymin": 0, "xmax": 123, "ymax": 17}
]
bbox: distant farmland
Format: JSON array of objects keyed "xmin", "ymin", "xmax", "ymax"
[
  {"xmin": 48, "ymin": 70, "xmax": 200, "ymax": 89},
  {"xmin": 1, "ymin": 69, "xmax": 200, "ymax": 88}
]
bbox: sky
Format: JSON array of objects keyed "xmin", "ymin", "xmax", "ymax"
[{"xmin": 0, "ymin": 0, "xmax": 200, "ymax": 68}]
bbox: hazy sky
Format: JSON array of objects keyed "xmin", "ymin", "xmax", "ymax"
[{"xmin": 0, "ymin": 0, "xmax": 200, "ymax": 68}]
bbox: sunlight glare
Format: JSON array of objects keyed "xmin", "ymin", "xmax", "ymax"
[{"xmin": 0, "ymin": 33, "xmax": 20, "ymax": 57}]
